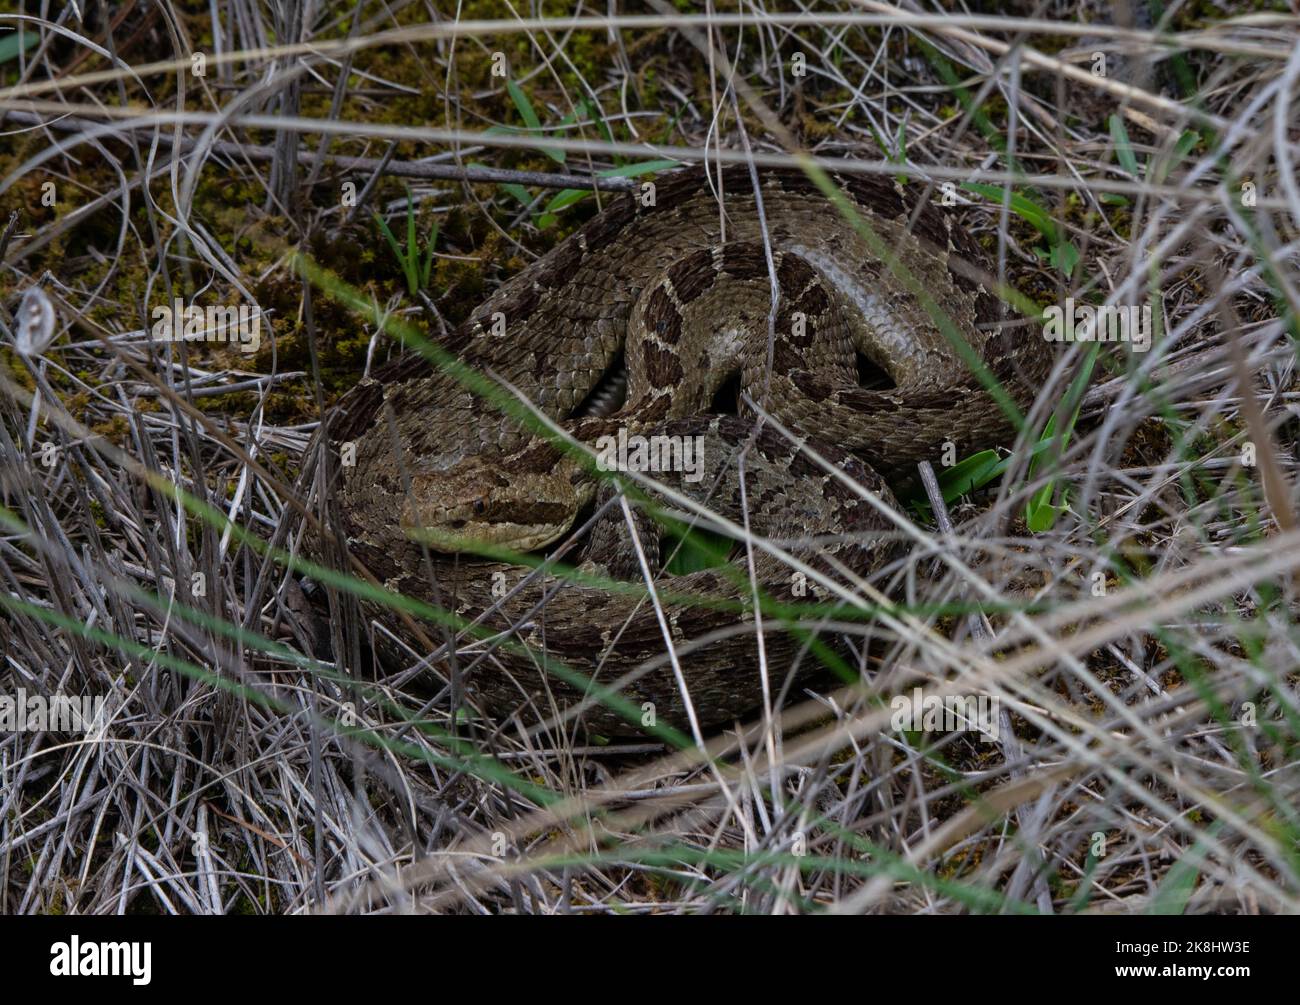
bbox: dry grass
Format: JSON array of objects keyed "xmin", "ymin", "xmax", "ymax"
[{"xmin": 1, "ymin": 0, "xmax": 1298, "ymax": 915}]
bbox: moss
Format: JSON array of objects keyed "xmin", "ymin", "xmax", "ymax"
[
  {"xmin": 91, "ymin": 413, "xmax": 131, "ymax": 447},
  {"xmin": 0, "ymin": 352, "xmax": 37, "ymax": 394}
]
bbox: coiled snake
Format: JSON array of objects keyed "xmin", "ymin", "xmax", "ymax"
[{"xmin": 319, "ymin": 166, "xmax": 1053, "ymax": 734}]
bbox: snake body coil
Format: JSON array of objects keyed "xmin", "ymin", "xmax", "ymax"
[{"xmin": 321, "ymin": 166, "xmax": 1053, "ymax": 733}]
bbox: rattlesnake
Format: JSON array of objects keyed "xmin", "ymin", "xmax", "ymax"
[{"xmin": 319, "ymin": 165, "xmax": 1054, "ymax": 734}]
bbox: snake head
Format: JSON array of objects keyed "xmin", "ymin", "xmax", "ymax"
[{"xmin": 400, "ymin": 452, "xmax": 589, "ymax": 555}]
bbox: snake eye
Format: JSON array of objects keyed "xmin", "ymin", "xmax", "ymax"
[{"xmin": 472, "ymin": 498, "xmax": 487, "ymax": 516}]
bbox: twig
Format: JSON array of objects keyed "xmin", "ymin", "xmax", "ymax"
[
  {"xmin": 0, "ymin": 210, "xmax": 19, "ymax": 265},
  {"xmin": 1, "ymin": 109, "xmax": 637, "ymax": 192}
]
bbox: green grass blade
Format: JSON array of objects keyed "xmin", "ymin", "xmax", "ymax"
[
  {"xmin": 507, "ymin": 79, "xmax": 565, "ymax": 164},
  {"xmin": 0, "ymin": 29, "xmax": 38, "ymax": 63},
  {"xmin": 1109, "ymin": 114, "xmax": 1142, "ymax": 177}
]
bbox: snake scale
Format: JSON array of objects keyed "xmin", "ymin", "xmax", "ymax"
[{"xmin": 319, "ymin": 165, "xmax": 1053, "ymax": 734}]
